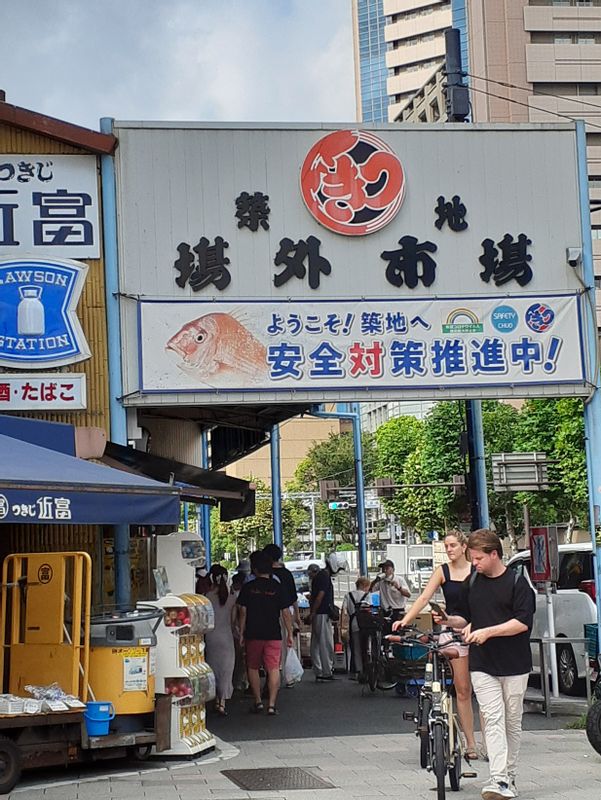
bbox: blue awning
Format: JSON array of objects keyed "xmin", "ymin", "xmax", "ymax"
[{"xmin": 0, "ymin": 433, "xmax": 180, "ymax": 525}]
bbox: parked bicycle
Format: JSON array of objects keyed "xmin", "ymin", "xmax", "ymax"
[
  {"xmin": 355, "ymin": 604, "xmax": 397, "ymax": 692},
  {"xmin": 387, "ymin": 626, "xmax": 477, "ymax": 800}
]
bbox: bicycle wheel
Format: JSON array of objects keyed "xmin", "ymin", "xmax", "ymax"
[
  {"xmin": 365, "ymin": 632, "xmax": 378, "ymax": 692},
  {"xmin": 376, "ymin": 655, "xmax": 397, "ymax": 691},
  {"xmin": 448, "ymin": 747, "xmax": 461, "ymax": 792},
  {"xmin": 432, "ymin": 722, "xmax": 447, "ymax": 800},
  {"xmin": 418, "ymin": 694, "xmax": 431, "ymax": 769}
]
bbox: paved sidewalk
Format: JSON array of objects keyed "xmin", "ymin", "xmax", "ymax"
[{"xmin": 8, "ymin": 729, "xmax": 600, "ymax": 800}]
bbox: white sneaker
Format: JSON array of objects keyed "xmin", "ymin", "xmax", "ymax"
[{"xmin": 481, "ymin": 781, "xmax": 516, "ymax": 800}]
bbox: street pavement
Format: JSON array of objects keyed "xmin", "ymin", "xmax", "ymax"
[{"xmin": 6, "ymin": 671, "xmax": 600, "ymax": 799}]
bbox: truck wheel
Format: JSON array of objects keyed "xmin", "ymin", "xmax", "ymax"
[
  {"xmin": 0, "ymin": 736, "xmax": 21, "ymax": 794},
  {"xmin": 129, "ymin": 744, "xmax": 152, "ymax": 761},
  {"xmin": 586, "ymin": 700, "xmax": 601, "ymax": 757}
]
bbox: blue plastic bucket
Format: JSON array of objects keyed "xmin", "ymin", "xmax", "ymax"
[{"xmin": 84, "ymin": 701, "xmax": 115, "ymax": 736}]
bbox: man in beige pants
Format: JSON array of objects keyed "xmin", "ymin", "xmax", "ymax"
[{"xmin": 440, "ymin": 530, "xmax": 535, "ymax": 800}]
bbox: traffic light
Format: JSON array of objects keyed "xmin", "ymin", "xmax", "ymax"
[{"xmin": 328, "ymin": 501, "xmax": 350, "ymax": 510}]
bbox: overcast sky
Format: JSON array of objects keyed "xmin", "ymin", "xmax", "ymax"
[{"xmin": 0, "ymin": 0, "xmax": 356, "ymax": 130}]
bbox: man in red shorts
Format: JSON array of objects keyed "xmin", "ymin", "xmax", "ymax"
[{"xmin": 237, "ymin": 549, "xmax": 293, "ymax": 715}]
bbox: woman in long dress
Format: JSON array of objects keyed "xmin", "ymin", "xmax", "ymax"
[{"xmin": 204, "ymin": 564, "xmax": 237, "ymax": 715}]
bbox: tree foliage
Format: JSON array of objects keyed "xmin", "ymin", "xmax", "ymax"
[
  {"xmin": 290, "ymin": 431, "xmax": 377, "ymax": 545},
  {"xmin": 211, "ymin": 398, "xmax": 589, "ymax": 557},
  {"xmin": 210, "ymin": 478, "xmax": 308, "ymax": 565}
]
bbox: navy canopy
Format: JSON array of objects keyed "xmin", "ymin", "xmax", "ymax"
[{"xmin": 0, "ymin": 433, "xmax": 180, "ymax": 526}]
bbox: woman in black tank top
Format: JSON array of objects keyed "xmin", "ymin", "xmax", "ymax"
[{"xmin": 391, "ymin": 530, "xmax": 481, "ymax": 759}]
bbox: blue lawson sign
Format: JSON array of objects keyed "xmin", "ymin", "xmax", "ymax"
[{"xmin": 0, "ymin": 257, "xmax": 90, "ymax": 369}]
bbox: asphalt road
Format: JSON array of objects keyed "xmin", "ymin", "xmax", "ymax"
[{"xmin": 207, "ymin": 667, "xmax": 578, "ymax": 742}]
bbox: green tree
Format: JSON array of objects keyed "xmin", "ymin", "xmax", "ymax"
[
  {"xmin": 210, "ymin": 478, "xmax": 308, "ymax": 565},
  {"xmin": 375, "ymin": 415, "xmax": 423, "ymax": 520},
  {"xmin": 290, "ymin": 431, "xmax": 377, "ymax": 545},
  {"xmin": 514, "ymin": 398, "xmax": 588, "ymax": 528}
]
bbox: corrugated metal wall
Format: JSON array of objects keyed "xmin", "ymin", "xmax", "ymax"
[{"xmin": 0, "ymin": 121, "xmax": 110, "ymax": 559}]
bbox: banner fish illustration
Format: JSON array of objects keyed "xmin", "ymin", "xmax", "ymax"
[{"xmin": 166, "ymin": 313, "xmax": 267, "ymax": 382}]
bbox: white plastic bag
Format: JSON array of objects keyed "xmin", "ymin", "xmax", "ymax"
[{"xmin": 284, "ymin": 646, "xmax": 304, "ymax": 685}]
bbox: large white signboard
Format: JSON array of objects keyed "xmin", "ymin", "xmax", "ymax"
[
  {"xmin": 114, "ymin": 123, "xmax": 589, "ymax": 403},
  {"xmin": 140, "ymin": 295, "xmax": 583, "ymax": 394},
  {"xmin": 0, "ymin": 155, "xmax": 100, "ymax": 258}
]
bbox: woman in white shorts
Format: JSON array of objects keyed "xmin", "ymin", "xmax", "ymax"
[{"xmin": 392, "ymin": 530, "xmax": 481, "ymax": 760}]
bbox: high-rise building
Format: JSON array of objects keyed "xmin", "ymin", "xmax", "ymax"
[
  {"xmin": 385, "ymin": 0, "xmax": 453, "ymax": 121},
  {"xmin": 352, "ymin": 0, "xmax": 390, "ymax": 121}
]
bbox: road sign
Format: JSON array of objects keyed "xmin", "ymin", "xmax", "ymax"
[{"xmin": 491, "ymin": 452, "xmax": 549, "ymax": 492}]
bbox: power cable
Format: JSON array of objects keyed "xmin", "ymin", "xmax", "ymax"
[
  {"xmin": 466, "ymin": 71, "xmax": 601, "ymax": 115},
  {"xmin": 466, "ymin": 82, "xmax": 601, "ymax": 134}
]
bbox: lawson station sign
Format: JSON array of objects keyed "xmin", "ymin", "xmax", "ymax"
[
  {"xmin": 113, "ymin": 122, "xmax": 590, "ymax": 404},
  {"xmin": 0, "ymin": 257, "xmax": 91, "ymax": 370}
]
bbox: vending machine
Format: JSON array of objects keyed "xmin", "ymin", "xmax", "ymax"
[
  {"xmin": 155, "ymin": 531, "xmax": 206, "ymax": 594},
  {"xmin": 140, "ymin": 593, "xmax": 215, "ymax": 755},
  {"xmin": 140, "ymin": 531, "xmax": 216, "ymax": 755}
]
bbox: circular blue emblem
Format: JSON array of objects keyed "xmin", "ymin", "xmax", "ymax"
[
  {"xmin": 491, "ymin": 305, "xmax": 518, "ymax": 334},
  {"xmin": 525, "ymin": 303, "xmax": 555, "ymax": 333}
]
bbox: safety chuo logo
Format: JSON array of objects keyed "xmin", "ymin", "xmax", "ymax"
[
  {"xmin": 0, "ymin": 257, "xmax": 91, "ymax": 369},
  {"xmin": 300, "ymin": 130, "xmax": 405, "ymax": 236}
]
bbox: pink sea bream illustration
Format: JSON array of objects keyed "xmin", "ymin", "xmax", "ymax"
[{"xmin": 165, "ymin": 312, "xmax": 267, "ymax": 384}]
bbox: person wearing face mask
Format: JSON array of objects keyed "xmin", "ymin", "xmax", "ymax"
[{"xmin": 391, "ymin": 530, "xmax": 481, "ymax": 761}]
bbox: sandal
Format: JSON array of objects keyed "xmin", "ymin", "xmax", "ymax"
[
  {"xmin": 216, "ymin": 702, "xmax": 227, "ymax": 716},
  {"xmin": 465, "ymin": 748, "xmax": 479, "ymax": 760},
  {"xmin": 250, "ymin": 702, "xmax": 264, "ymax": 714},
  {"xmin": 267, "ymin": 705, "xmax": 278, "ymax": 715}
]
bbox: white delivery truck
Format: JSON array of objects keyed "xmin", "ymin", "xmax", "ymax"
[{"xmin": 385, "ymin": 543, "xmax": 434, "ymax": 593}]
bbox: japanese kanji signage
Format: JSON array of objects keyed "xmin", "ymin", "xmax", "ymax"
[
  {"xmin": 0, "ymin": 257, "xmax": 91, "ymax": 369},
  {"xmin": 0, "ymin": 374, "xmax": 86, "ymax": 410},
  {"xmin": 114, "ymin": 122, "xmax": 588, "ymax": 403},
  {"xmin": 139, "ymin": 295, "xmax": 583, "ymax": 393},
  {"xmin": 0, "ymin": 155, "xmax": 100, "ymax": 258},
  {"xmin": 0, "ymin": 492, "xmax": 73, "ymax": 522}
]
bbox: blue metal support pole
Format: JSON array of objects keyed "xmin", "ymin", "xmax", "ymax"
[
  {"xmin": 350, "ymin": 403, "xmax": 368, "ymax": 577},
  {"xmin": 100, "ymin": 117, "xmax": 130, "ymax": 609},
  {"xmin": 201, "ymin": 430, "xmax": 212, "ymax": 569},
  {"xmin": 308, "ymin": 405, "xmax": 368, "ymax": 576},
  {"xmin": 576, "ymin": 120, "xmax": 601, "ymax": 648},
  {"xmin": 270, "ymin": 424, "xmax": 283, "ymax": 549},
  {"xmin": 467, "ymin": 400, "xmax": 490, "ymax": 529}
]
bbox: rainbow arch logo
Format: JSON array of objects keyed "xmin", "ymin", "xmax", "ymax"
[{"xmin": 442, "ymin": 308, "xmax": 483, "ymax": 334}]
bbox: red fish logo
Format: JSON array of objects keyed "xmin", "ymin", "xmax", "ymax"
[{"xmin": 300, "ymin": 130, "xmax": 405, "ymax": 236}]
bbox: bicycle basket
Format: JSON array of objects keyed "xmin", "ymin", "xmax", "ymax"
[{"xmin": 356, "ymin": 606, "xmax": 386, "ymax": 631}]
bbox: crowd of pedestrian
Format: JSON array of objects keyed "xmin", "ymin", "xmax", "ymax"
[{"xmin": 196, "ymin": 529, "xmax": 536, "ymax": 800}]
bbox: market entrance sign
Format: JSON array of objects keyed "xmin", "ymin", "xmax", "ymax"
[{"xmin": 114, "ymin": 122, "xmax": 588, "ymax": 405}]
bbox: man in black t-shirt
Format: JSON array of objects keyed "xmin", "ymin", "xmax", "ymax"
[
  {"xmin": 441, "ymin": 530, "xmax": 535, "ymax": 800},
  {"xmin": 263, "ymin": 544, "xmax": 302, "ymax": 685},
  {"xmin": 237, "ymin": 550, "xmax": 293, "ymax": 714}
]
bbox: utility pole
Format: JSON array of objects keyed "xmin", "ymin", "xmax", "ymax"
[{"xmin": 445, "ymin": 28, "xmax": 489, "ymax": 531}]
